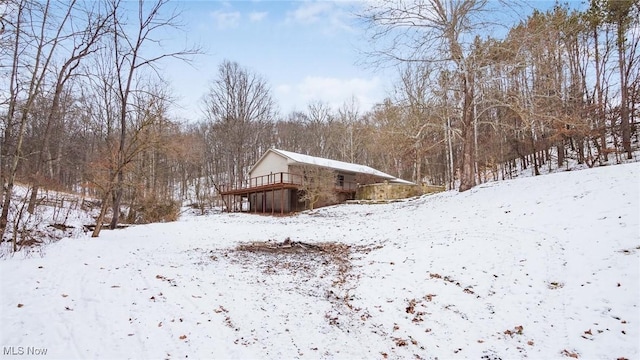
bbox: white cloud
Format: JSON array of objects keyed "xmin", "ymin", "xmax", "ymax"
[
  {"xmin": 285, "ymin": 1, "xmax": 354, "ymax": 33},
  {"xmin": 210, "ymin": 10, "xmax": 241, "ymax": 29},
  {"xmin": 249, "ymin": 11, "xmax": 268, "ymax": 22},
  {"xmin": 287, "ymin": 2, "xmax": 333, "ymax": 24},
  {"xmin": 275, "ymin": 76, "xmax": 383, "ymax": 114}
]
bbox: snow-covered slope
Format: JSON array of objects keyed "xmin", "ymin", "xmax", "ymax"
[
  {"xmin": 0, "ymin": 187, "xmax": 98, "ymax": 258},
  {"xmin": 1, "ymin": 163, "xmax": 638, "ymax": 359}
]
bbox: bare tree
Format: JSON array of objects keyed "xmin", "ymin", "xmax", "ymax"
[
  {"xmin": 358, "ymin": 0, "xmax": 520, "ymax": 191},
  {"xmin": 273, "ymin": 112, "xmax": 309, "ymax": 154},
  {"xmin": 335, "ymin": 97, "xmax": 367, "ymax": 164},
  {"xmin": 26, "ymin": 0, "xmax": 113, "ymax": 214},
  {"xmin": 605, "ymin": 0, "xmax": 638, "ymax": 159},
  {"xmin": 395, "ymin": 63, "xmax": 447, "ymax": 183},
  {"xmin": 292, "ymin": 165, "xmax": 338, "ymax": 210},
  {"xmin": 584, "ymin": 0, "xmax": 614, "ymax": 162},
  {"xmin": 102, "ymin": 0, "xmax": 199, "ymax": 232},
  {"xmin": 304, "ymin": 101, "xmax": 334, "ymax": 158},
  {"xmin": 0, "ymin": 0, "xmax": 96, "ymax": 242},
  {"xmin": 90, "ymin": 83, "xmax": 175, "ymax": 237},
  {"xmin": 366, "ymin": 99, "xmax": 413, "ymax": 179},
  {"xmin": 202, "ymin": 60, "xmax": 276, "ymax": 189}
]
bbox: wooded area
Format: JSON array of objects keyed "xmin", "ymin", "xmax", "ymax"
[{"xmin": 1, "ymin": 0, "xmax": 638, "ymax": 238}]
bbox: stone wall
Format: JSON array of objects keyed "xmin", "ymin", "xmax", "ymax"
[
  {"xmin": 355, "ymin": 182, "xmax": 445, "ymax": 201},
  {"xmin": 356, "ymin": 182, "xmax": 417, "ymax": 201},
  {"xmin": 421, "ymin": 184, "xmax": 446, "ymax": 194}
]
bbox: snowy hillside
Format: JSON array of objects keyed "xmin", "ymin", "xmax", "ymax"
[
  {"xmin": 0, "ymin": 187, "xmax": 98, "ymax": 258},
  {"xmin": 1, "ymin": 163, "xmax": 638, "ymax": 359}
]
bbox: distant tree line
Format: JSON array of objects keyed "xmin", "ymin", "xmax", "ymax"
[{"xmin": 1, "ymin": 0, "xmax": 638, "ymax": 239}]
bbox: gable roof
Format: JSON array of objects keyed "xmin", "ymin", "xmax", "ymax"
[{"xmin": 253, "ymin": 148, "xmax": 414, "ymax": 184}]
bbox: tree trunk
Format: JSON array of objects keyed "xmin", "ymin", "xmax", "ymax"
[
  {"xmin": 0, "ymin": 109, "xmax": 30, "ymax": 240},
  {"xmin": 530, "ymin": 131, "xmax": 540, "ymax": 176},
  {"xmin": 576, "ymin": 136, "xmax": 585, "ymax": 164},
  {"xmin": 415, "ymin": 143, "xmax": 422, "ymax": 184},
  {"xmin": 92, "ymin": 192, "xmax": 111, "ymax": 237},
  {"xmin": 27, "ymin": 185, "xmax": 39, "ymax": 214},
  {"xmin": 459, "ymin": 71, "xmax": 476, "ymax": 192},
  {"xmin": 593, "ymin": 26, "xmax": 609, "ymax": 162},
  {"xmin": 557, "ymin": 141, "xmax": 564, "ymax": 168},
  {"xmin": 618, "ymin": 23, "xmax": 631, "ymax": 159},
  {"xmin": 110, "ymin": 169, "xmax": 123, "ymax": 229}
]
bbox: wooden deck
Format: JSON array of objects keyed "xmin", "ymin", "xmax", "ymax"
[
  {"xmin": 219, "ymin": 182, "xmax": 301, "ymax": 196},
  {"xmin": 218, "ymin": 172, "xmax": 357, "ymax": 213},
  {"xmin": 218, "ymin": 172, "xmax": 303, "ymax": 195},
  {"xmin": 218, "ymin": 172, "xmax": 357, "ymax": 196}
]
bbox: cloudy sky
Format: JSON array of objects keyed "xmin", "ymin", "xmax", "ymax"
[
  {"xmin": 161, "ymin": 1, "xmax": 381, "ymax": 122},
  {"xmin": 162, "ymin": 0, "xmax": 570, "ymax": 122}
]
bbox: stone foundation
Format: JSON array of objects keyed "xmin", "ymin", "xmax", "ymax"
[{"xmin": 355, "ymin": 182, "xmax": 445, "ymax": 201}]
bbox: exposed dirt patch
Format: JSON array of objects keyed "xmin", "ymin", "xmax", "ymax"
[
  {"xmin": 231, "ymin": 238, "xmax": 353, "ymax": 286},
  {"xmin": 236, "ymin": 237, "xmax": 349, "ymax": 255},
  {"xmin": 204, "ymin": 238, "xmax": 383, "ymax": 333}
]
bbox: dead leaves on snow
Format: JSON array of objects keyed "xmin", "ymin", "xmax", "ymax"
[
  {"xmin": 405, "ymin": 298, "xmax": 428, "ymax": 323},
  {"xmin": 503, "ymin": 325, "xmax": 524, "ymax": 337},
  {"xmin": 581, "ymin": 329, "xmax": 594, "ymax": 340},
  {"xmin": 547, "ymin": 281, "xmax": 564, "ymax": 290},
  {"xmin": 617, "ymin": 246, "xmax": 640, "ymax": 255},
  {"xmin": 393, "ymin": 337, "xmax": 408, "ymax": 347},
  {"xmin": 405, "ymin": 299, "xmax": 417, "ymax": 314},
  {"xmin": 213, "ymin": 305, "xmax": 228, "ymax": 314},
  {"xmin": 155, "ymin": 274, "xmax": 177, "ymax": 287},
  {"xmin": 561, "ymin": 349, "xmax": 579, "ymax": 358},
  {"xmin": 149, "ymin": 292, "xmax": 165, "ymax": 302},
  {"xmin": 428, "ymin": 272, "xmax": 479, "ymax": 298},
  {"xmin": 214, "ymin": 305, "xmax": 238, "ymax": 331}
]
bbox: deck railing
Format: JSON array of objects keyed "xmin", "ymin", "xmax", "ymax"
[{"xmin": 218, "ymin": 172, "xmax": 358, "ymax": 194}]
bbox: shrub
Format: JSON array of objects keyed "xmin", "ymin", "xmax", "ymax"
[{"xmin": 129, "ymin": 197, "xmax": 180, "ymax": 224}]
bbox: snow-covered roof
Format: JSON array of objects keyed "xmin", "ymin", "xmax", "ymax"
[{"xmin": 267, "ymin": 148, "xmax": 413, "ymax": 184}]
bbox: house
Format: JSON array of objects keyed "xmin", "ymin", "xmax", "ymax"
[{"xmin": 218, "ymin": 148, "xmax": 413, "ymax": 214}]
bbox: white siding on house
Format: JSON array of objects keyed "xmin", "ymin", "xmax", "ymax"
[
  {"xmin": 249, "ymin": 151, "xmax": 289, "ymax": 179},
  {"xmin": 247, "ymin": 148, "xmax": 414, "ymax": 186}
]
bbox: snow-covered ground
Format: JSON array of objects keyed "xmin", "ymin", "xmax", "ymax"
[
  {"xmin": 1, "ymin": 163, "xmax": 638, "ymax": 359},
  {"xmin": 0, "ymin": 187, "xmax": 97, "ymax": 258}
]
